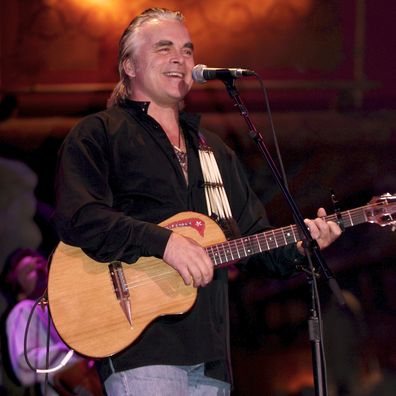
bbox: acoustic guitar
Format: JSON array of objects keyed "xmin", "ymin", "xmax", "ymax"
[{"xmin": 47, "ymin": 193, "xmax": 396, "ymax": 358}]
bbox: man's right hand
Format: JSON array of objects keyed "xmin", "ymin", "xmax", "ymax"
[{"xmin": 163, "ymin": 232, "xmax": 214, "ymax": 287}]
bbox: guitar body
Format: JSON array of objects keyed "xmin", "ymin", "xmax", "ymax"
[{"xmin": 48, "ymin": 212, "xmax": 227, "ymax": 358}]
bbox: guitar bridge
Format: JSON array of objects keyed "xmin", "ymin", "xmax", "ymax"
[{"xmin": 109, "ymin": 261, "xmax": 133, "ymax": 327}]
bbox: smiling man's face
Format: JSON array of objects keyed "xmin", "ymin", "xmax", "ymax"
[{"xmin": 125, "ymin": 18, "xmax": 195, "ymax": 107}]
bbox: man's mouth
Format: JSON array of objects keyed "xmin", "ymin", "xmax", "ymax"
[{"xmin": 163, "ymin": 72, "xmax": 185, "ymax": 79}]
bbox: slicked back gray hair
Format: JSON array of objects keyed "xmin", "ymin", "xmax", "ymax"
[{"xmin": 107, "ymin": 8, "xmax": 184, "ymax": 108}]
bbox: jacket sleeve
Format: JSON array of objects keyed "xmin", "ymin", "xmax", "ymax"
[{"xmin": 53, "ymin": 115, "xmax": 171, "ymax": 263}]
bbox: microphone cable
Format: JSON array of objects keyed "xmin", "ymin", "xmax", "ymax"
[{"xmin": 251, "ymin": 72, "xmax": 289, "ymax": 190}]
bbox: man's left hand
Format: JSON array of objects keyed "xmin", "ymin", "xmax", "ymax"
[{"xmin": 297, "ymin": 207, "xmax": 342, "ymax": 255}]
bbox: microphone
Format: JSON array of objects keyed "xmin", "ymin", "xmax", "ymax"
[{"xmin": 192, "ymin": 64, "xmax": 255, "ymax": 84}]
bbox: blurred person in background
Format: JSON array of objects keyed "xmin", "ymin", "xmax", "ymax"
[{"xmin": 0, "ymin": 248, "xmax": 103, "ymax": 396}]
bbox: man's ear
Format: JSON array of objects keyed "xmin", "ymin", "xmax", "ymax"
[{"xmin": 123, "ymin": 58, "xmax": 136, "ymax": 78}]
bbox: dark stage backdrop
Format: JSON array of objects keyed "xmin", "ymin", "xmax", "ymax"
[{"xmin": 2, "ymin": 0, "xmax": 343, "ymax": 87}]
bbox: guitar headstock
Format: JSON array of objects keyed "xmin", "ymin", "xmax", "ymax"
[{"xmin": 366, "ymin": 193, "xmax": 396, "ymax": 228}]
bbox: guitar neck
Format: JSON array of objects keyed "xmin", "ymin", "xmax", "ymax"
[{"xmin": 206, "ymin": 203, "xmax": 373, "ymax": 267}]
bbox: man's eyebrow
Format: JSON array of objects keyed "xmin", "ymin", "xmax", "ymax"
[
  {"xmin": 184, "ymin": 42, "xmax": 194, "ymax": 51},
  {"xmin": 154, "ymin": 40, "xmax": 173, "ymax": 48},
  {"xmin": 154, "ymin": 40, "xmax": 194, "ymax": 51}
]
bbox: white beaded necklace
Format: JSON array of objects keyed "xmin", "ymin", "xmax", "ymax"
[{"xmin": 198, "ymin": 134, "xmax": 232, "ymax": 220}]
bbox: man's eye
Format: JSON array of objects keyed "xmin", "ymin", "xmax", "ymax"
[
  {"xmin": 183, "ymin": 49, "xmax": 193, "ymax": 56},
  {"xmin": 158, "ymin": 47, "xmax": 170, "ymax": 53}
]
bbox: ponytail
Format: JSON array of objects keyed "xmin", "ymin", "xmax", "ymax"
[{"xmin": 107, "ymin": 81, "xmax": 128, "ymax": 108}]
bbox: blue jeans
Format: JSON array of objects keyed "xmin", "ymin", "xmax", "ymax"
[{"xmin": 104, "ymin": 363, "xmax": 231, "ymax": 396}]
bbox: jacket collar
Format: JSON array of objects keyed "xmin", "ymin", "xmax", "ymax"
[{"xmin": 120, "ymin": 99, "xmax": 202, "ymax": 134}]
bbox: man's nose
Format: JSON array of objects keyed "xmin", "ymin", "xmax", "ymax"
[{"xmin": 170, "ymin": 50, "xmax": 184, "ymax": 64}]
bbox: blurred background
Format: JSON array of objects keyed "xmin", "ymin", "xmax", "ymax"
[{"xmin": 1, "ymin": 0, "xmax": 395, "ymax": 395}]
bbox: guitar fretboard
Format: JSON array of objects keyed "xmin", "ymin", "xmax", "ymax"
[{"xmin": 205, "ymin": 203, "xmax": 378, "ymax": 266}]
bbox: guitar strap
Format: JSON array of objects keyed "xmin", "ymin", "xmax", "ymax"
[
  {"xmin": 198, "ymin": 132, "xmax": 236, "ymax": 385},
  {"xmin": 198, "ymin": 133, "xmax": 239, "ymax": 240}
]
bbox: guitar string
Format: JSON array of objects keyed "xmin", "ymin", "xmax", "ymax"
[
  {"xmin": 122, "ymin": 236, "xmax": 288, "ymax": 289},
  {"xmin": 123, "ymin": 251, "xmax": 223, "ymax": 288},
  {"xmin": 124, "ymin": 270, "xmax": 185, "ymax": 289}
]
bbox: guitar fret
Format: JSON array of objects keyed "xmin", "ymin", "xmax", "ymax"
[
  {"xmin": 230, "ymin": 239, "xmax": 239, "ymax": 260},
  {"xmin": 249, "ymin": 237, "xmax": 257, "ymax": 255},
  {"xmin": 284, "ymin": 226, "xmax": 297, "ymax": 244},
  {"xmin": 351, "ymin": 210, "xmax": 359, "ymax": 225},
  {"xmin": 272, "ymin": 230, "xmax": 278, "ymax": 247},
  {"xmin": 206, "ymin": 246, "xmax": 215, "ymax": 266},
  {"xmin": 348, "ymin": 210, "xmax": 354, "ymax": 226},
  {"xmin": 273, "ymin": 229, "xmax": 286, "ymax": 248},
  {"xmin": 281, "ymin": 228, "xmax": 287, "ymax": 245},
  {"xmin": 228, "ymin": 241, "xmax": 238, "ymax": 260},
  {"xmin": 250, "ymin": 235, "xmax": 260, "ymax": 254},
  {"xmin": 235, "ymin": 240, "xmax": 241, "ymax": 259},
  {"xmin": 266, "ymin": 231, "xmax": 277, "ymax": 250},
  {"xmin": 264, "ymin": 234, "xmax": 270, "ymax": 250},
  {"xmin": 340, "ymin": 212, "xmax": 351, "ymax": 227},
  {"xmin": 291, "ymin": 225, "xmax": 297, "ymax": 241},
  {"xmin": 245, "ymin": 237, "xmax": 254, "ymax": 256},
  {"xmin": 223, "ymin": 242, "xmax": 232, "ymax": 261},
  {"xmin": 212, "ymin": 245, "xmax": 221, "ymax": 265},
  {"xmin": 220, "ymin": 243, "xmax": 227, "ymax": 263},
  {"xmin": 241, "ymin": 238, "xmax": 247, "ymax": 257},
  {"xmin": 255, "ymin": 234, "xmax": 263, "ymax": 253},
  {"xmin": 219, "ymin": 244, "xmax": 225, "ymax": 262},
  {"xmin": 208, "ymin": 247, "xmax": 215, "ymax": 266}
]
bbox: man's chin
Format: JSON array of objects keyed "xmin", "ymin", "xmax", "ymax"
[
  {"xmin": 175, "ymin": 80, "xmax": 192, "ymax": 96},
  {"xmin": 162, "ymin": 93, "xmax": 188, "ymax": 107}
]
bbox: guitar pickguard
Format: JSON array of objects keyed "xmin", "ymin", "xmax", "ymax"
[{"xmin": 164, "ymin": 217, "xmax": 206, "ymax": 237}]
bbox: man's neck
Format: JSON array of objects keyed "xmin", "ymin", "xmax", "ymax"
[
  {"xmin": 148, "ymin": 101, "xmax": 178, "ymax": 123},
  {"xmin": 146, "ymin": 101, "xmax": 182, "ymax": 140}
]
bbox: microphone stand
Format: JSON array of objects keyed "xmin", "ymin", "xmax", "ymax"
[{"xmin": 220, "ymin": 77, "xmax": 345, "ymax": 396}]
